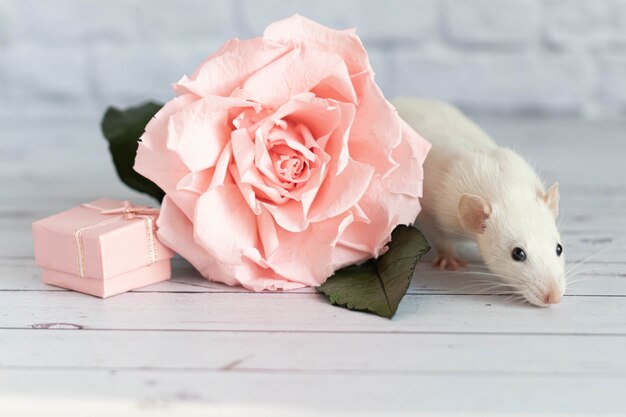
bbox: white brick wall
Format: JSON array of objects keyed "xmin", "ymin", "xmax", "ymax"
[
  {"xmin": 1, "ymin": 0, "xmax": 626, "ymax": 121},
  {"xmin": 443, "ymin": 0, "xmax": 539, "ymax": 46}
]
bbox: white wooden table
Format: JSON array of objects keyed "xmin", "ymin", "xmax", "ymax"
[{"xmin": 1, "ymin": 117, "xmax": 625, "ymax": 416}]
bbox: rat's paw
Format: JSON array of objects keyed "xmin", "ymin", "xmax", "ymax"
[{"xmin": 432, "ymin": 254, "xmax": 468, "ymax": 271}]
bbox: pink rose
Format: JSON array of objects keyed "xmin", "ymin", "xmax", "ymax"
[{"xmin": 134, "ymin": 15, "xmax": 430, "ymax": 291}]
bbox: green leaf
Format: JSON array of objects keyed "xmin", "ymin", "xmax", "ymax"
[
  {"xmin": 317, "ymin": 225, "xmax": 430, "ymax": 319},
  {"xmin": 101, "ymin": 102, "xmax": 165, "ymax": 202}
]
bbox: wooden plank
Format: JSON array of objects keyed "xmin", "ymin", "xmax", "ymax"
[
  {"xmin": 1, "ymin": 259, "xmax": 624, "ymax": 297},
  {"xmin": 1, "ymin": 369, "xmax": 624, "ymax": 416},
  {"xmin": 0, "ymin": 258, "xmax": 240, "ymax": 294},
  {"xmin": 2, "ymin": 290, "xmax": 626, "ymax": 334},
  {"xmin": 3, "ymin": 329, "xmax": 626, "ymax": 375}
]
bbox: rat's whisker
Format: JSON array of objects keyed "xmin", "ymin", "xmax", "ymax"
[
  {"xmin": 439, "ymin": 227, "xmax": 471, "ymax": 239},
  {"xmin": 451, "ymin": 276, "xmax": 527, "ymax": 295},
  {"xmin": 460, "ymin": 272, "xmax": 527, "ymax": 290},
  {"xmin": 566, "ymin": 266, "xmax": 622, "ymax": 283},
  {"xmin": 566, "ymin": 247, "xmax": 614, "ymax": 276},
  {"xmin": 452, "ymin": 282, "xmax": 505, "ymax": 293},
  {"xmin": 565, "ymin": 267, "xmax": 621, "ymax": 283},
  {"xmin": 455, "ymin": 264, "xmax": 492, "ymax": 271},
  {"xmin": 567, "ymin": 265, "xmax": 622, "ymax": 273},
  {"xmin": 567, "ymin": 269, "xmax": 620, "ymax": 282},
  {"xmin": 567, "ymin": 278, "xmax": 596, "ymax": 286},
  {"xmin": 503, "ymin": 294, "xmax": 527, "ymax": 306},
  {"xmin": 566, "ymin": 274, "xmax": 596, "ymax": 284},
  {"xmin": 432, "ymin": 269, "xmax": 496, "ymax": 277},
  {"xmin": 464, "ymin": 283, "xmax": 505, "ymax": 292},
  {"xmin": 557, "ymin": 200, "xmax": 589, "ymax": 230},
  {"xmin": 453, "ymin": 279, "xmax": 501, "ymax": 286},
  {"xmin": 456, "ymin": 279, "xmax": 503, "ymax": 285},
  {"xmin": 505, "ymin": 292, "xmax": 523, "ymax": 301},
  {"xmin": 474, "ymin": 286, "xmax": 512, "ymax": 295},
  {"xmin": 476, "ymin": 279, "xmax": 525, "ymax": 294},
  {"xmin": 490, "ymin": 274, "xmax": 527, "ymax": 287},
  {"xmin": 447, "ymin": 271, "xmax": 507, "ymax": 278}
]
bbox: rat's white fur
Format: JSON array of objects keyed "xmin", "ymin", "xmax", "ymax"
[{"xmin": 394, "ymin": 98, "xmax": 565, "ymax": 306}]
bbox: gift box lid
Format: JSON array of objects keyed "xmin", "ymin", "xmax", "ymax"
[{"xmin": 33, "ymin": 199, "xmax": 175, "ymax": 280}]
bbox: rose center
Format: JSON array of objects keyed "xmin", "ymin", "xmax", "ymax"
[{"xmin": 270, "ymin": 144, "xmax": 311, "ymax": 186}]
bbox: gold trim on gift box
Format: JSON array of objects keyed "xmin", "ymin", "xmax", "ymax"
[{"xmin": 74, "ymin": 201, "xmax": 160, "ymax": 278}]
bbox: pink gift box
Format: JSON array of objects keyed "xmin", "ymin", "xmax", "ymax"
[{"xmin": 32, "ymin": 199, "xmax": 175, "ymax": 298}]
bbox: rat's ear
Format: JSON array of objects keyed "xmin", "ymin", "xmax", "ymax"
[
  {"xmin": 458, "ymin": 194, "xmax": 492, "ymax": 234},
  {"xmin": 543, "ymin": 182, "xmax": 560, "ymax": 219}
]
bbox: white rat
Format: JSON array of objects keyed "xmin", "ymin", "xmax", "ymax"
[{"xmin": 394, "ymin": 98, "xmax": 565, "ymax": 307}]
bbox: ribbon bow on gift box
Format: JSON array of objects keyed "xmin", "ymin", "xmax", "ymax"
[
  {"xmin": 83, "ymin": 200, "xmax": 160, "ymax": 219},
  {"xmin": 74, "ymin": 201, "xmax": 160, "ymax": 278}
]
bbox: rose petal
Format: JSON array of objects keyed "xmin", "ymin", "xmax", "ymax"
[
  {"xmin": 331, "ymin": 243, "xmax": 371, "ymax": 271},
  {"xmin": 156, "ymin": 196, "xmax": 232, "ymax": 285},
  {"xmin": 167, "ymin": 96, "xmax": 258, "ymax": 172},
  {"xmin": 310, "ymin": 73, "xmax": 357, "ymax": 104},
  {"xmin": 267, "ymin": 124, "xmax": 316, "ymax": 161},
  {"xmin": 307, "ymin": 158, "xmax": 374, "ymax": 223},
  {"xmin": 139, "ymin": 94, "xmax": 196, "ymax": 151},
  {"xmin": 271, "ymin": 93, "xmax": 342, "ymax": 146},
  {"xmin": 383, "ymin": 120, "xmax": 431, "ymax": 197},
  {"xmin": 328, "ymin": 203, "xmax": 373, "ymax": 269},
  {"xmin": 285, "ymin": 148, "xmax": 330, "ymax": 213},
  {"xmin": 316, "ymin": 99, "xmax": 355, "ymax": 175},
  {"xmin": 233, "ymin": 45, "xmax": 351, "ymax": 109},
  {"xmin": 174, "ymin": 38, "xmax": 290, "ymax": 97},
  {"xmin": 228, "ymin": 164, "xmax": 261, "ymax": 215},
  {"xmin": 176, "ymin": 169, "xmax": 213, "ymax": 194},
  {"xmin": 194, "ymin": 185, "xmax": 258, "ymax": 264},
  {"xmin": 230, "ymin": 128, "xmax": 289, "ymax": 204},
  {"xmin": 338, "ymin": 176, "xmax": 422, "ymax": 257},
  {"xmin": 263, "ymin": 14, "xmax": 371, "ymax": 76},
  {"xmin": 260, "ymin": 200, "xmax": 308, "ymax": 232},
  {"xmin": 231, "ymin": 128, "xmax": 257, "ymax": 180},
  {"xmin": 134, "ymin": 141, "xmax": 188, "ymax": 197},
  {"xmin": 134, "ymin": 94, "xmax": 197, "ymax": 192},
  {"xmin": 134, "ymin": 95, "xmax": 203, "ymax": 220},
  {"xmin": 256, "ymin": 207, "xmax": 280, "ymax": 258},
  {"xmin": 239, "ymin": 249, "xmax": 307, "ymax": 291},
  {"xmin": 158, "ymin": 197, "xmax": 305, "ymax": 291},
  {"xmin": 210, "ymin": 142, "xmax": 234, "ymax": 188},
  {"xmin": 266, "ymin": 212, "xmax": 354, "ymax": 286},
  {"xmin": 349, "ymin": 74, "xmax": 401, "ymax": 176}
]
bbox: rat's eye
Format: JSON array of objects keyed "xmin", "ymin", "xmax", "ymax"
[
  {"xmin": 556, "ymin": 243, "xmax": 563, "ymax": 257},
  {"xmin": 511, "ymin": 247, "xmax": 526, "ymax": 262}
]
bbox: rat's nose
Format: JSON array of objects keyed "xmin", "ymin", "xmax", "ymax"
[{"xmin": 543, "ymin": 283, "xmax": 562, "ymax": 305}]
